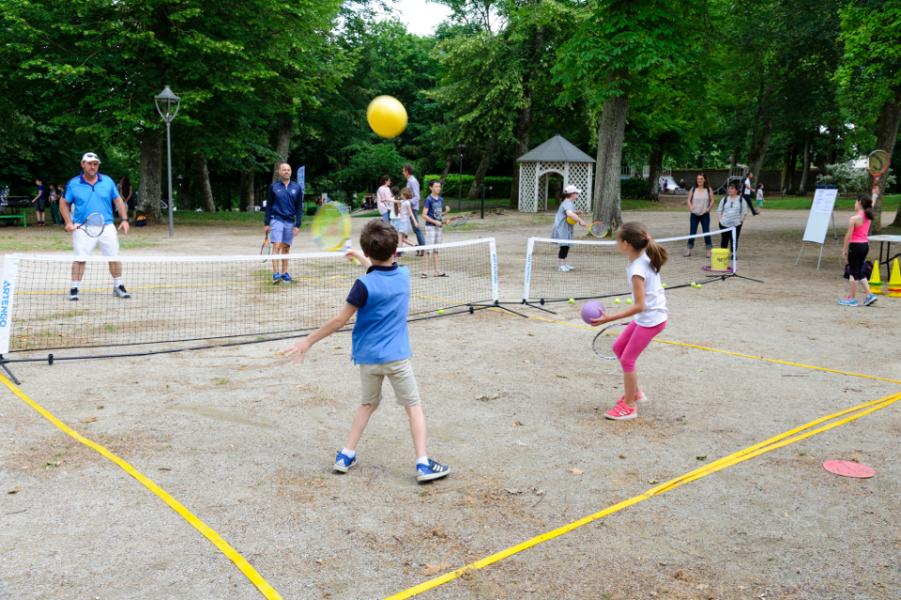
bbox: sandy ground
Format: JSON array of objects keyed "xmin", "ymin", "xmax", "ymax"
[{"xmin": 1, "ymin": 209, "xmax": 899, "ymax": 600}]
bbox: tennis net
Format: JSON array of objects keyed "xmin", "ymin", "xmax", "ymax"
[
  {"xmin": 522, "ymin": 228, "xmax": 737, "ymax": 304},
  {"xmin": 0, "ymin": 237, "xmax": 498, "ymax": 357}
]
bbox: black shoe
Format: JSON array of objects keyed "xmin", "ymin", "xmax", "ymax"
[
  {"xmin": 113, "ymin": 285, "xmax": 130, "ymax": 298},
  {"xmin": 68, "ymin": 287, "xmax": 79, "ymax": 301}
]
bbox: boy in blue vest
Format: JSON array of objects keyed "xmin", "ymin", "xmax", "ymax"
[{"xmin": 284, "ymin": 220, "xmax": 450, "ymax": 483}]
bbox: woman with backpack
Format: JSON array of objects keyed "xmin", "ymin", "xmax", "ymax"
[{"xmin": 684, "ymin": 173, "xmax": 714, "ymax": 257}]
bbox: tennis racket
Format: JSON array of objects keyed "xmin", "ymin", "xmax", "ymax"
[
  {"xmin": 76, "ymin": 212, "xmax": 106, "ymax": 238},
  {"xmin": 445, "ymin": 213, "xmax": 470, "ymax": 228},
  {"xmin": 311, "ymin": 202, "xmax": 352, "ymax": 251},
  {"xmin": 868, "ymin": 149, "xmax": 890, "ymax": 179},
  {"xmin": 586, "ymin": 220, "xmax": 607, "ymax": 238},
  {"xmin": 260, "ymin": 231, "xmax": 271, "ymax": 261},
  {"xmin": 591, "ymin": 323, "xmax": 625, "ymax": 361}
]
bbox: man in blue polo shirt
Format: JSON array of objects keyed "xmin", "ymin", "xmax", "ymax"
[
  {"xmin": 60, "ymin": 152, "xmax": 130, "ymax": 301},
  {"xmin": 265, "ymin": 162, "xmax": 304, "ymax": 284}
]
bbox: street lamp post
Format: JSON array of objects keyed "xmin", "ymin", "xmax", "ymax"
[
  {"xmin": 457, "ymin": 144, "xmax": 466, "ymax": 210},
  {"xmin": 155, "ymin": 85, "xmax": 181, "ymax": 238}
]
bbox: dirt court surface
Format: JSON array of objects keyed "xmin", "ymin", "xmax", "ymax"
[{"xmin": 1, "ymin": 209, "xmax": 899, "ymax": 600}]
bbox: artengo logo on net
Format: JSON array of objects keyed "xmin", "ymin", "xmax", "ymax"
[{"xmin": 0, "ymin": 279, "xmax": 10, "ymax": 327}]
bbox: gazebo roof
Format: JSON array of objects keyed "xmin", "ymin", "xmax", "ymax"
[{"xmin": 517, "ymin": 134, "xmax": 595, "ymax": 163}]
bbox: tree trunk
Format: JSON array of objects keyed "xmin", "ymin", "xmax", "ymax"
[
  {"xmin": 509, "ymin": 100, "xmax": 532, "ymax": 208},
  {"xmin": 196, "ymin": 156, "xmax": 216, "ymax": 212},
  {"xmin": 438, "ymin": 152, "xmax": 453, "ymax": 187},
  {"xmin": 138, "ymin": 132, "xmax": 163, "ymax": 222},
  {"xmin": 646, "ymin": 144, "xmax": 664, "ymax": 200},
  {"xmin": 873, "ymin": 94, "xmax": 901, "ymax": 230},
  {"xmin": 748, "ymin": 117, "xmax": 773, "ymax": 184},
  {"xmin": 271, "ymin": 112, "xmax": 292, "ymax": 181},
  {"xmin": 509, "ymin": 24, "xmax": 542, "ymax": 209},
  {"xmin": 468, "ymin": 139, "xmax": 496, "ymax": 198},
  {"xmin": 779, "ymin": 144, "xmax": 793, "ymax": 194},
  {"xmin": 786, "ymin": 144, "xmax": 798, "ymax": 194},
  {"xmin": 240, "ymin": 171, "xmax": 255, "ymax": 212},
  {"xmin": 798, "ymin": 134, "xmax": 812, "ymax": 194},
  {"xmin": 592, "ymin": 94, "xmax": 629, "ymax": 230}
]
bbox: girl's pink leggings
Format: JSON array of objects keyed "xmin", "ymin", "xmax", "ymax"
[{"xmin": 612, "ymin": 320, "xmax": 667, "ymax": 372}]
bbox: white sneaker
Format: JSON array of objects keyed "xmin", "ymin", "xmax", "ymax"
[
  {"xmin": 559, "ymin": 265, "xmax": 569, "ymax": 272},
  {"xmin": 68, "ymin": 287, "xmax": 79, "ymax": 301},
  {"xmin": 565, "ymin": 264, "xmax": 575, "ymax": 271},
  {"xmin": 113, "ymin": 284, "xmax": 131, "ymax": 299}
]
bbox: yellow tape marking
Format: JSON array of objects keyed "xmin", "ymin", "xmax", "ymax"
[
  {"xmin": 385, "ymin": 392, "xmax": 899, "ymax": 599},
  {"xmin": 0, "ymin": 374, "xmax": 283, "ymax": 600},
  {"xmin": 528, "ymin": 315, "xmax": 901, "ymax": 385}
]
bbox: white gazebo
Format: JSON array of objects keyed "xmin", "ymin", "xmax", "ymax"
[{"xmin": 517, "ymin": 135, "xmax": 595, "ymax": 213}]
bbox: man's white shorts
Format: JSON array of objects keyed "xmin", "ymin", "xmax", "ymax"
[{"xmin": 72, "ymin": 225, "xmax": 119, "ymax": 258}]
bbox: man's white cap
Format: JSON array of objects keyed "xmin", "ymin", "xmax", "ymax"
[
  {"xmin": 563, "ymin": 184, "xmax": 582, "ymax": 195},
  {"xmin": 81, "ymin": 152, "xmax": 101, "ymax": 163}
]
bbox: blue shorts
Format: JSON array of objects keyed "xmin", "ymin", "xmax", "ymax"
[{"xmin": 269, "ymin": 219, "xmax": 296, "ymax": 245}]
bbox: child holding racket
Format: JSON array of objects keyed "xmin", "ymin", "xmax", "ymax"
[
  {"xmin": 284, "ymin": 219, "xmax": 450, "ymax": 483},
  {"xmin": 838, "ymin": 194, "xmax": 877, "ymax": 307},
  {"xmin": 588, "ymin": 222, "xmax": 668, "ymax": 420},
  {"xmin": 551, "ymin": 185, "xmax": 587, "ymax": 272}
]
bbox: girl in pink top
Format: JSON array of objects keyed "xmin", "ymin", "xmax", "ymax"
[{"xmin": 838, "ymin": 195, "xmax": 876, "ymax": 307}]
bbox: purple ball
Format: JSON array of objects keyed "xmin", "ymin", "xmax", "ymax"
[{"xmin": 581, "ymin": 300, "xmax": 605, "ymax": 324}]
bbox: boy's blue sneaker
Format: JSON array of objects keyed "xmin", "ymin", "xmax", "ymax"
[
  {"xmin": 281, "ymin": 272, "xmax": 294, "ymax": 283},
  {"xmin": 416, "ymin": 459, "xmax": 450, "ymax": 483},
  {"xmin": 272, "ymin": 273, "xmax": 281, "ymax": 285},
  {"xmin": 837, "ymin": 297, "xmax": 859, "ymax": 306},
  {"xmin": 334, "ymin": 450, "xmax": 356, "ymax": 473},
  {"xmin": 863, "ymin": 293, "xmax": 877, "ymax": 306}
]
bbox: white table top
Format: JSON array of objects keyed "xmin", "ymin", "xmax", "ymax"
[{"xmin": 869, "ymin": 234, "xmax": 901, "ymax": 243}]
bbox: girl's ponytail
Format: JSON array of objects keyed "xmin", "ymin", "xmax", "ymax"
[
  {"xmin": 618, "ymin": 222, "xmax": 669, "ymax": 272},
  {"xmin": 859, "ymin": 194, "xmax": 875, "ymax": 222},
  {"xmin": 645, "ymin": 238, "xmax": 668, "ymax": 273}
]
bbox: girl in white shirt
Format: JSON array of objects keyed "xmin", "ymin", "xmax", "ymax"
[{"xmin": 589, "ymin": 222, "xmax": 668, "ymax": 420}]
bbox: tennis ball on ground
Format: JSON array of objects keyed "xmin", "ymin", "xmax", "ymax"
[
  {"xmin": 662, "ymin": 283, "xmax": 668, "ymax": 288},
  {"xmin": 690, "ymin": 281, "xmax": 697, "ymax": 288},
  {"xmin": 437, "ymin": 309, "xmax": 445, "ymax": 315},
  {"xmin": 366, "ymin": 95, "xmax": 408, "ymax": 138},
  {"xmin": 568, "ymin": 298, "xmax": 575, "ymax": 304},
  {"xmin": 614, "ymin": 298, "xmax": 621, "ymax": 305},
  {"xmin": 626, "ymin": 298, "xmax": 633, "ymax": 305}
]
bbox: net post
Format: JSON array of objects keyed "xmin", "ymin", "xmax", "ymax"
[
  {"xmin": 731, "ymin": 226, "xmax": 737, "ymax": 273},
  {"xmin": 0, "ymin": 254, "xmax": 20, "ymax": 355},
  {"xmin": 488, "ymin": 237, "xmax": 499, "ymax": 303},
  {"xmin": 522, "ymin": 237, "xmax": 535, "ymax": 302}
]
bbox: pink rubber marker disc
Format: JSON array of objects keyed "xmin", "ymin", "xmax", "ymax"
[{"xmin": 823, "ymin": 460, "xmax": 875, "ymax": 479}]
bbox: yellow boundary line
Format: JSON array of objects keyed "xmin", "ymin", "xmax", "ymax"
[
  {"xmin": 385, "ymin": 391, "xmax": 900, "ymax": 599},
  {"xmin": 0, "ymin": 374, "xmax": 283, "ymax": 600},
  {"xmin": 527, "ymin": 315, "xmax": 901, "ymax": 385}
]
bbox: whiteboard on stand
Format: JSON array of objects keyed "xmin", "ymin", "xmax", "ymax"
[{"xmin": 802, "ymin": 185, "xmax": 838, "ymax": 244}]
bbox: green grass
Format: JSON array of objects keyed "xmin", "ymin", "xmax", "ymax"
[
  {"xmin": 758, "ymin": 194, "xmax": 900, "ymax": 211},
  {"xmin": 620, "ymin": 194, "xmax": 900, "ymax": 212}
]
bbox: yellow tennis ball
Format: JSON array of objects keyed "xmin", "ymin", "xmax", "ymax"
[
  {"xmin": 367, "ymin": 95, "xmax": 407, "ymax": 139},
  {"xmin": 626, "ymin": 298, "xmax": 633, "ymax": 305},
  {"xmin": 614, "ymin": 298, "xmax": 621, "ymax": 305},
  {"xmin": 662, "ymin": 283, "xmax": 668, "ymax": 288},
  {"xmin": 568, "ymin": 298, "xmax": 575, "ymax": 304},
  {"xmin": 437, "ymin": 309, "xmax": 445, "ymax": 315},
  {"xmin": 690, "ymin": 281, "xmax": 697, "ymax": 287}
]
